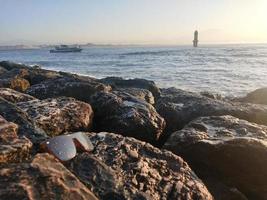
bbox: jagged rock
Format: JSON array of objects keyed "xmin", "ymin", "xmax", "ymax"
[
  {"xmin": 90, "ymin": 91, "xmax": 165, "ymax": 144},
  {"xmin": 0, "ymin": 67, "xmax": 31, "ymax": 92},
  {"xmin": 0, "ymin": 77, "xmax": 30, "ymax": 92},
  {"xmin": 0, "ymin": 153, "xmax": 98, "ymax": 200},
  {"xmin": 156, "ymin": 87, "xmax": 267, "ymax": 138},
  {"xmin": 100, "ymin": 77, "xmax": 160, "ymax": 98},
  {"xmin": 0, "ymin": 88, "xmax": 36, "ymax": 103},
  {"xmin": 115, "ymin": 88, "xmax": 155, "ymax": 104},
  {"xmin": 235, "ymin": 87, "xmax": 267, "ymax": 105},
  {"xmin": 17, "ymin": 97, "xmax": 93, "ymax": 136},
  {"xmin": 0, "ymin": 62, "xmax": 64, "ymax": 85},
  {"xmin": 0, "ymin": 115, "xmax": 32, "ymax": 163},
  {"xmin": 27, "ymin": 77, "xmax": 111, "ymax": 102},
  {"xmin": 0, "ymin": 97, "xmax": 47, "ymax": 144},
  {"xmin": 164, "ymin": 115, "xmax": 267, "ymax": 200},
  {"xmin": 67, "ymin": 132, "xmax": 213, "ymax": 200}
]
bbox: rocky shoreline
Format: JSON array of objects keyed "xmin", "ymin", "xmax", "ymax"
[{"xmin": 0, "ymin": 61, "xmax": 267, "ymax": 200}]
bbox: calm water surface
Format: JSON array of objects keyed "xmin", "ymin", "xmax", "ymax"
[{"xmin": 1, "ymin": 44, "xmax": 267, "ymax": 97}]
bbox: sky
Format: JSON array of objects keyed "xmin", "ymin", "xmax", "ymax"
[{"xmin": 0, "ymin": 0, "xmax": 267, "ymax": 45}]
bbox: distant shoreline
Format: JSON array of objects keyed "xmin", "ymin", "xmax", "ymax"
[{"xmin": 1, "ymin": 42, "xmax": 267, "ymax": 50}]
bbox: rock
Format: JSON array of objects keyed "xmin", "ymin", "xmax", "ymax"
[
  {"xmin": 0, "ymin": 97, "xmax": 48, "ymax": 144},
  {"xmin": 90, "ymin": 91, "xmax": 165, "ymax": 144},
  {"xmin": 164, "ymin": 115, "xmax": 267, "ymax": 200},
  {"xmin": 0, "ymin": 62, "xmax": 64, "ymax": 85},
  {"xmin": 156, "ymin": 87, "xmax": 267, "ymax": 139},
  {"xmin": 200, "ymin": 91, "xmax": 223, "ymax": 100},
  {"xmin": 235, "ymin": 87, "xmax": 267, "ymax": 105},
  {"xmin": 100, "ymin": 77, "xmax": 160, "ymax": 98},
  {"xmin": 17, "ymin": 97, "xmax": 93, "ymax": 136},
  {"xmin": 0, "ymin": 68, "xmax": 31, "ymax": 92},
  {"xmin": 67, "ymin": 132, "xmax": 213, "ymax": 200},
  {"xmin": 27, "ymin": 77, "xmax": 111, "ymax": 102},
  {"xmin": 0, "ymin": 61, "xmax": 29, "ymax": 71},
  {"xmin": 115, "ymin": 88, "xmax": 155, "ymax": 104},
  {"xmin": 0, "ymin": 77, "xmax": 30, "ymax": 92},
  {"xmin": 0, "ymin": 115, "xmax": 32, "ymax": 163},
  {"xmin": 0, "ymin": 66, "xmax": 7, "ymax": 75},
  {"xmin": 0, "ymin": 153, "xmax": 98, "ymax": 200},
  {"xmin": 0, "ymin": 88, "xmax": 36, "ymax": 103}
]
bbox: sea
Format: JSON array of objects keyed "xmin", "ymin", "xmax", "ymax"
[{"xmin": 1, "ymin": 44, "xmax": 267, "ymax": 97}]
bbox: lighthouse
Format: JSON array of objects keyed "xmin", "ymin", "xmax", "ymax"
[{"xmin": 193, "ymin": 30, "xmax": 198, "ymax": 47}]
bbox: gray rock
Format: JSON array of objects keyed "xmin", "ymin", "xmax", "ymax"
[
  {"xmin": 100, "ymin": 77, "xmax": 160, "ymax": 98},
  {"xmin": 67, "ymin": 132, "xmax": 213, "ymax": 200},
  {"xmin": 164, "ymin": 115, "xmax": 267, "ymax": 200},
  {"xmin": 90, "ymin": 91, "xmax": 165, "ymax": 144},
  {"xmin": 156, "ymin": 87, "xmax": 267, "ymax": 138},
  {"xmin": 27, "ymin": 77, "xmax": 111, "ymax": 102},
  {"xmin": 115, "ymin": 88, "xmax": 155, "ymax": 104},
  {"xmin": 234, "ymin": 87, "xmax": 267, "ymax": 105},
  {"xmin": 0, "ymin": 66, "xmax": 7, "ymax": 75},
  {"xmin": 17, "ymin": 97, "xmax": 94, "ymax": 136}
]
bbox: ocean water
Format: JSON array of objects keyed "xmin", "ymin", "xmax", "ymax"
[{"xmin": 0, "ymin": 44, "xmax": 267, "ymax": 97}]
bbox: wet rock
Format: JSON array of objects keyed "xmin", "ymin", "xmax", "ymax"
[
  {"xmin": 27, "ymin": 77, "xmax": 111, "ymax": 102},
  {"xmin": 156, "ymin": 87, "xmax": 267, "ymax": 136},
  {"xmin": 0, "ymin": 88, "xmax": 36, "ymax": 103},
  {"xmin": 90, "ymin": 91, "xmax": 165, "ymax": 144},
  {"xmin": 100, "ymin": 77, "xmax": 160, "ymax": 98},
  {"xmin": 17, "ymin": 97, "xmax": 93, "ymax": 136},
  {"xmin": 0, "ymin": 153, "xmax": 98, "ymax": 200},
  {"xmin": 115, "ymin": 88, "xmax": 155, "ymax": 104},
  {"xmin": 0, "ymin": 97, "xmax": 48, "ymax": 144},
  {"xmin": 0, "ymin": 115, "xmax": 32, "ymax": 163},
  {"xmin": 67, "ymin": 132, "xmax": 213, "ymax": 200},
  {"xmin": 235, "ymin": 87, "xmax": 267, "ymax": 105},
  {"xmin": 164, "ymin": 115, "xmax": 267, "ymax": 200},
  {"xmin": 0, "ymin": 77, "xmax": 30, "ymax": 92}
]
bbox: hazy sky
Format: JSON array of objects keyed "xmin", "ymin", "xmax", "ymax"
[{"xmin": 0, "ymin": 0, "xmax": 267, "ymax": 45}]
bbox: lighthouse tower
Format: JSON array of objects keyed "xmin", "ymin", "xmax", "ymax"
[{"xmin": 193, "ymin": 30, "xmax": 198, "ymax": 47}]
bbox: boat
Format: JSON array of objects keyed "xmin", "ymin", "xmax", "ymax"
[{"xmin": 50, "ymin": 45, "xmax": 82, "ymax": 53}]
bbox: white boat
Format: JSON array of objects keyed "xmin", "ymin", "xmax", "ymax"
[{"xmin": 50, "ymin": 45, "xmax": 82, "ymax": 53}]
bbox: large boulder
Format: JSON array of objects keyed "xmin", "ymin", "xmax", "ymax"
[
  {"xmin": 0, "ymin": 115, "xmax": 32, "ymax": 163},
  {"xmin": 0, "ymin": 61, "xmax": 64, "ymax": 85},
  {"xmin": 90, "ymin": 91, "xmax": 165, "ymax": 144},
  {"xmin": 235, "ymin": 87, "xmax": 267, "ymax": 105},
  {"xmin": 17, "ymin": 97, "xmax": 93, "ymax": 136},
  {"xmin": 164, "ymin": 115, "xmax": 267, "ymax": 200},
  {"xmin": 0, "ymin": 153, "xmax": 98, "ymax": 200},
  {"xmin": 0, "ymin": 88, "xmax": 36, "ymax": 103},
  {"xmin": 67, "ymin": 132, "xmax": 213, "ymax": 200},
  {"xmin": 27, "ymin": 77, "xmax": 111, "ymax": 102},
  {"xmin": 115, "ymin": 88, "xmax": 155, "ymax": 104},
  {"xmin": 0, "ymin": 61, "xmax": 29, "ymax": 71},
  {"xmin": 0, "ymin": 97, "xmax": 48, "ymax": 144},
  {"xmin": 100, "ymin": 77, "xmax": 160, "ymax": 98},
  {"xmin": 156, "ymin": 87, "xmax": 267, "ymax": 142}
]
